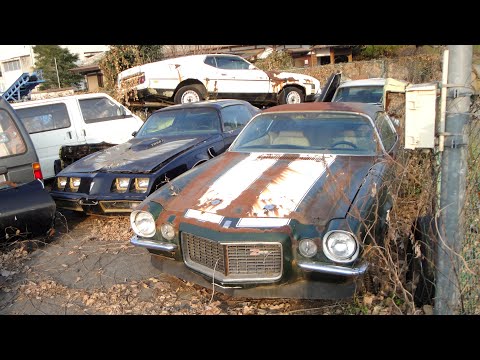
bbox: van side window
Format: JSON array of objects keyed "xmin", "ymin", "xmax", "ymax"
[
  {"xmin": 0, "ymin": 109, "xmax": 27, "ymax": 158},
  {"xmin": 15, "ymin": 103, "xmax": 71, "ymax": 134},
  {"xmin": 79, "ymin": 97, "xmax": 125, "ymax": 124}
]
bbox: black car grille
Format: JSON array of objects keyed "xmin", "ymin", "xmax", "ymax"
[{"xmin": 181, "ymin": 232, "xmax": 282, "ymax": 283}]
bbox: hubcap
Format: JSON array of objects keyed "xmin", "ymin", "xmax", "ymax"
[
  {"xmin": 181, "ymin": 90, "xmax": 200, "ymax": 103},
  {"xmin": 286, "ymin": 91, "xmax": 301, "ymax": 104}
]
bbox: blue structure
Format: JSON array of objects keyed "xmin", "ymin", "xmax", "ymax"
[{"xmin": 2, "ymin": 71, "xmax": 45, "ymax": 102}]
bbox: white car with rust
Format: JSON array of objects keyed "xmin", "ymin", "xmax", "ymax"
[{"xmin": 117, "ymin": 54, "xmax": 321, "ymax": 106}]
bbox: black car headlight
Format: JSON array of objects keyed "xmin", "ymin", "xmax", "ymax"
[
  {"xmin": 115, "ymin": 177, "xmax": 130, "ymax": 193},
  {"xmin": 130, "ymin": 210, "xmax": 156, "ymax": 238},
  {"xmin": 323, "ymin": 230, "xmax": 359, "ymax": 263},
  {"xmin": 69, "ymin": 177, "xmax": 81, "ymax": 192},
  {"xmin": 134, "ymin": 178, "xmax": 149, "ymax": 193},
  {"xmin": 57, "ymin": 176, "xmax": 67, "ymax": 190}
]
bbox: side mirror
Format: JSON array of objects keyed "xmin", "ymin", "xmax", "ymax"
[
  {"xmin": 248, "ymin": 64, "xmax": 257, "ymax": 70},
  {"xmin": 132, "ymin": 131, "xmax": 137, "ymax": 137}
]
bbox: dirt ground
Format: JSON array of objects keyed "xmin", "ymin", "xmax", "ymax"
[{"xmin": 0, "ymin": 210, "xmax": 360, "ymax": 315}]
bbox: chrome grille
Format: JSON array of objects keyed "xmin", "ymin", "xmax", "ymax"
[{"xmin": 182, "ymin": 232, "xmax": 283, "ymax": 283}]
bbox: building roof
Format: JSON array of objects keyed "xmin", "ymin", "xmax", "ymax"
[{"xmin": 70, "ymin": 52, "xmax": 105, "ymax": 73}]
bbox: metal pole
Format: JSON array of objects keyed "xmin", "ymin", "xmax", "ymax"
[
  {"xmin": 435, "ymin": 45, "xmax": 473, "ymax": 314},
  {"xmin": 54, "ymin": 57, "xmax": 61, "ymax": 89}
]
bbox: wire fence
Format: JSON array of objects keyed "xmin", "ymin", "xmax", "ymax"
[{"xmin": 461, "ymin": 95, "xmax": 480, "ymax": 314}]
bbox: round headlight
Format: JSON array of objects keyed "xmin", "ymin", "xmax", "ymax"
[
  {"xmin": 130, "ymin": 211, "xmax": 156, "ymax": 238},
  {"xmin": 299, "ymin": 239, "xmax": 318, "ymax": 258},
  {"xmin": 323, "ymin": 231, "xmax": 359, "ymax": 263},
  {"xmin": 160, "ymin": 223, "xmax": 175, "ymax": 241}
]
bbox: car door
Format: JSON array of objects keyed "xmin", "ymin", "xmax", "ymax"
[
  {"xmin": 316, "ymin": 72, "xmax": 342, "ymax": 102},
  {"xmin": 13, "ymin": 99, "xmax": 82, "ymax": 179},
  {"xmin": 204, "ymin": 56, "xmax": 270, "ymax": 100}
]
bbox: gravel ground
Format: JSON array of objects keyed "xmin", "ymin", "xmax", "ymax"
[{"xmin": 0, "ymin": 210, "xmax": 353, "ymax": 315}]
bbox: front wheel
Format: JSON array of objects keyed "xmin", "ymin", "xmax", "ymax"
[
  {"xmin": 278, "ymin": 86, "xmax": 304, "ymax": 104},
  {"xmin": 173, "ymin": 85, "xmax": 205, "ymax": 104}
]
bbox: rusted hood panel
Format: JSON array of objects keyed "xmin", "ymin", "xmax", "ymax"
[
  {"xmin": 60, "ymin": 135, "xmax": 214, "ymax": 174},
  {"xmin": 154, "ymin": 152, "xmax": 376, "ymax": 225}
]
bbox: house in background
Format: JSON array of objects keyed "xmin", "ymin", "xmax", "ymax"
[
  {"xmin": 0, "ymin": 45, "xmax": 109, "ymax": 93},
  {"xmin": 69, "ymin": 52, "xmax": 105, "ymax": 91}
]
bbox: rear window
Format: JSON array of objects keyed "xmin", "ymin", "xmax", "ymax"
[
  {"xmin": 79, "ymin": 97, "xmax": 126, "ymax": 123},
  {"xmin": 333, "ymin": 85, "xmax": 384, "ymax": 104},
  {"xmin": 15, "ymin": 103, "xmax": 71, "ymax": 134},
  {"xmin": 0, "ymin": 109, "xmax": 27, "ymax": 159}
]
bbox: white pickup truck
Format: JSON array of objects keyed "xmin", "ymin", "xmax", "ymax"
[{"xmin": 117, "ymin": 54, "xmax": 321, "ymax": 106}]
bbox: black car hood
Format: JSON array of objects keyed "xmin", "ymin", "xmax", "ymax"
[{"xmin": 62, "ymin": 135, "xmax": 214, "ymax": 174}]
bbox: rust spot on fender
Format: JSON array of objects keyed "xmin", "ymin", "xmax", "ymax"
[{"xmin": 265, "ymin": 71, "xmax": 299, "ymax": 93}]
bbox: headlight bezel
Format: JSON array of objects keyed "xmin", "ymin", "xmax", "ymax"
[
  {"xmin": 322, "ymin": 230, "xmax": 359, "ymax": 264},
  {"xmin": 57, "ymin": 176, "xmax": 67, "ymax": 190},
  {"xmin": 134, "ymin": 177, "xmax": 150, "ymax": 193},
  {"xmin": 130, "ymin": 210, "xmax": 156, "ymax": 238},
  {"xmin": 115, "ymin": 177, "xmax": 130, "ymax": 193},
  {"xmin": 69, "ymin": 177, "xmax": 81, "ymax": 192}
]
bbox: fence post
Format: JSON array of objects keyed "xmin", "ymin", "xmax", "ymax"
[{"xmin": 435, "ymin": 45, "xmax": 473, "ymax": 314}]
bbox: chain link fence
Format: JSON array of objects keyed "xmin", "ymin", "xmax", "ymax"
[{"xmin": 461, "ymin": 95, "xmax": 480, "ymax": 314}]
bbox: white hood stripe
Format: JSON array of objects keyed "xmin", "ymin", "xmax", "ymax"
[
  {"xmin": 197, "ymin": 153, "xmax": 278, "ymax": 212},
  {"xmin": 250, "ymin": 155, "xmax": 336, "ymax": 218}
]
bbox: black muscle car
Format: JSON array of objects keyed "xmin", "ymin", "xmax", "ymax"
[{"xmin": 50, "ymin": 100, "xmax": 260, "ymax": 214}]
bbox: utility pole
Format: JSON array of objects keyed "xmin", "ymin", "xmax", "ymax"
[
  {"xmin": 435, "ymin": 45, "xmax": 473, "ymax": 314},
  {"xmin": 54, "ymin": 57, "xmax": 61, "ymax": 89}
]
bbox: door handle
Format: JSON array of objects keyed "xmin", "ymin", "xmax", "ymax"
[
  {"xmin": 82, "ymin": 129, "xmax": 86, "ymax": 136},
  {"xmin": 0, "ymin": 166, "xmax": 7, "ymax": 175},
  {"xmin": 66, "ymin": 131, "xmax": 72, "ymax": 139}
]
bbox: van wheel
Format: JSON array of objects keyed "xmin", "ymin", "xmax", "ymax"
[
  {"xmin": 174, "ymin": 85, "xmax": 205, "ymax": 104},
  {"xmin": 279, "ymin": 87, "xmax": 304, "ymax": 104}
]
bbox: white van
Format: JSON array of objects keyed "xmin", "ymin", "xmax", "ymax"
[{"xmin": 11, "ymin": 93, "xmax": 144, "ymax": 179}]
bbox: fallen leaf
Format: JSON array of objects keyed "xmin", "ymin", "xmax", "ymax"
[{"xmin": 363, "ymin": 294, "xmax": 374, "ymax": 306}]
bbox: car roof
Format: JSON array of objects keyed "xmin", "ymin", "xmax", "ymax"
[
  {"xmin": 262, "ymin": 102, "xmax": 383, "ymax": 118},
  {"xmin": 154, "ymin": 99, "xmax": 253, "ymax": 113},
  {"xmin": 338, "ymin": 78, "xmax": 386, "ymax": 88}
]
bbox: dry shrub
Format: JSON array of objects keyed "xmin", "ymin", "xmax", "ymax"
[{"xmin": 255, "ymin": 50, "xmax": 294, "ymax": 71}]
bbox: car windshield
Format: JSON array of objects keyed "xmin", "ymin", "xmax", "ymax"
[
  {"xmin": 333, "ymin": 85, "xmax": 384, "ymax": 104},
  {"xmin": 230, "ymin": 111, "xmax": 380, "ymax": 155},
  {"xmin": 136, "ymin": 107, "xmax": 221, "ymax": 138}
]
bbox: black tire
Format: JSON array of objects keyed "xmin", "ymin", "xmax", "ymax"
[
  {"xmin": 278, "ymin": 86, "xmax": 304, "ymax": 105},
  {"xmin": 173, "ymin": 85, "xmax": 205, "ymax": 104}
]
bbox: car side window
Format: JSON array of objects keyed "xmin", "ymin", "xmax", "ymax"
[
  {"xmin": 79, "ymin": 97, "xmax": 125, "ymax": 124},
  {"xmin": 0, "ymin": 109, "xmax": 27, "ymax": 158},
  {"xmin": 204, "ymin": 56, "xmax": 217, "ymax": 68},
  {"xmin": 214, "ymin": 56, "xmax": 250, "ymax": 70},
  {"xmin": 221, "ymin": 105, "xmax": 253, "ymax": 131},
  {"xmin": 375, "ymin": 112, "xmax": 397, "ymax": 152},
  {"xmin": 15, "ymin": 103, "xmax": 71, "ymax": 134}
]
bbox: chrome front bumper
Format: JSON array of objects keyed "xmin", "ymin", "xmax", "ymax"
[
  {"xmin": 130, "ymin": 235, "xmax": 177, "ymax": 252},
  {"xmin": 297, "ymin": 261, "xmax": 368, "ymax": 276}
]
